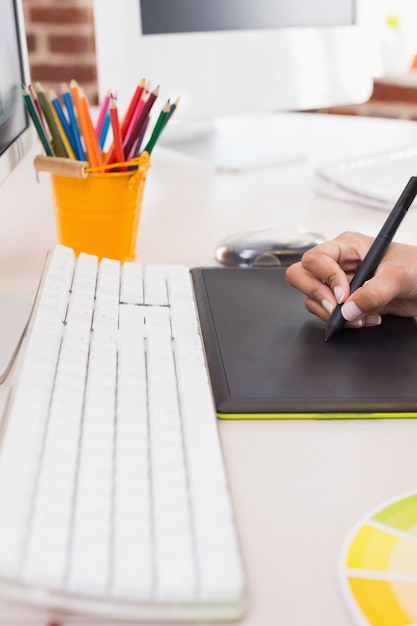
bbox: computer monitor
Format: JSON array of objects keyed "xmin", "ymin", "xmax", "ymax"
[
  {"xmin": 92, "ymin": 0, "xmax": 372, "ymax": 169},
  {"xmin": 0, "ymin": 0, "xmax": 34, "ymax": 185},
  {"xmin": 0, "ymin": 0, "xmax": 35, "ymax": 382}
]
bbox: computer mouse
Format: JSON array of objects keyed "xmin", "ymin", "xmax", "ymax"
[{"xmin": 214, "ymin": 226, "xmax": 326, "ymax": 268}]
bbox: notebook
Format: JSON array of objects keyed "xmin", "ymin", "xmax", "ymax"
[{"xmin": 191, "ymin": 266, "xmax": 417, "ymax": 419}]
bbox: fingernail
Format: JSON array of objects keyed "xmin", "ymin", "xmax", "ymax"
[
  {"xmin": 341, "ymin": 300, "xmax": 364, "ymax": 322},
  {"xmin": 322, "ymin": 299, "xmax": 334, "ymax": 315},
  {"xmin": 333, "ymin": 285, "xmax": 345, "ymax": 304},
  {"xmin": 364, "ymin": 314, "xmax": 382, "ymax": 327},
  {"xmin": 346, "ymin": 319, "xmax": 364, "ymax": 329}
]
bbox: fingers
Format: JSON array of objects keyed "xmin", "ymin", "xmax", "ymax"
[
  {"xmin": 342, "ymin": 262, "xmax": 417, "ymax": 321},
  {"xmin": 286, "ymin": 263, "xmax": 330, "ymax": 320},
  {"xmin": 300, "ymin": 232, "xmax": 371, "ymax": 295},
  {"xmin": 286, "ymin": 232, "xmax": 417, "ymax": 326},
  {"xmin": 286, "ymin": 232, "xmax": 369, "ymax": 319}
]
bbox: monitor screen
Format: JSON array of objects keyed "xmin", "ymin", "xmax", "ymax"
[
  {"xmin": 0, "ymin": 0, "xmax": 35, "ymax": 382},
  {"xmin": 93, "ymin": 0, "xmax": 371, "ymax": 123},
  {"xmin": 0, "ymin": 0, "xmax": 34, "ymax": 186},
  {"xmin": 93, "ymin": 0, "xmax": 372, "ymax": 169},
  {"xmin": 139, "ymin": 0, "xmax": 355, "ymax": 34}
]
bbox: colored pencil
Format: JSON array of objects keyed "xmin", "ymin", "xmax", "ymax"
[
  {"xmin": 109, "ymin": 95, "xmax": 125, "ymax": 163},
  {"xmin": 143, "ymin": 100, "xmax": 170, "ymax": 155},
  {"xmin": 120, "ymin": 78, "xmax": 146, "ymax": 140},
  {"xmin": 61, "ymin": 83, "xmax": 86, "ymax": 161},
  {"xmin": 99, "ymin": 109, "xmax": 111, "ymax": 150},
  {"xmin": 165, "ymin": 96, "xmax": 180, "ymax": 127},
  {"xmin": 69, "ymin": 80, "xmax": 91, "ymax": 162},
  {"xmin": 95, "ymin": 91, "xmax": 110, "ymax": 138},
  {"xmin": 80, "ymin": 94, "xmax": 104, "ymax": 168},
  {"xmin": 28, "ymin": 84, "xmax": 45, "ymax": 127},
  {"xmin": 50, "ymin": 89, "xmax": 76, "ymax": 159},
  {"xmin": 35, "ymin": 82, "xmax": 68, "ymax": 158},
  {"xmin": 106, "ymin": 90, "xmax": 147, "ymax": 163},
  {"xmin": 21, "ymin": 84, "xmax": 55, "ymax": 156},
  {"xmin": 50, "ymin": 104, "xmax": 75, "ymax": 159},
  {"xmin": 126, "ymin": 92, "xmax": 147, "ymax": 138},
  {"xmin": 70, "ymin": 80, "xmax": 103, "ymax": 167},
  {"xmin": 123, "ymin": 85, "xmax": 159, "ymax": 159},
  {"xmin": 130, "ymin": 115, "xmax": 150, "ymax": 159},
  {"xmin": 121, "ymin": 94, "xmax": 147, "ymax": 160}
]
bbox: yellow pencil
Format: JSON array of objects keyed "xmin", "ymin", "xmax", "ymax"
[{"xmin": 50, "ymin": 99, "xmax": 75, "ymax": 159}]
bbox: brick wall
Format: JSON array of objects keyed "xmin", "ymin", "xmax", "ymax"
[{"xmin": 22, "ymin": 0, "xmax": 98, "ymax": 104}]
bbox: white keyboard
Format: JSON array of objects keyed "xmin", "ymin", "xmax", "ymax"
[
  {"xmin": 315, "ymin": 144, "xmax": 417, "ymax": 210},
  {"xmin": 0, "ymin": 245, "xmax": 245, "ymax": 621}
]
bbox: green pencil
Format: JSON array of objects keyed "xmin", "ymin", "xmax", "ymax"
[
  {"xmin": 165, "ymin": 96, "xmax": 180, "ymax": 127},
  {"xmin": 35, "ymin": 82, "xmax": 68, "ymax": 158},
  {"xmin": 143, "ymin": 100, "xmax": 170, "ymax": 155},
  {"xmin": 21, "ymin": 84, "xmax": 55, "ymax": 157}
]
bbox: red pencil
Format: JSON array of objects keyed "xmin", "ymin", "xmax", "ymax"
[
  {"xmin": 125, "ymin": 91, "xmax": 147, "ymax": 145},
  {"xmin": 123, "ymin": 85, "xmax": 159, "ymax": 159},
  {"xmin": 105, "ymin": 82, "xmax": 147, "ymax": 165},
  {"xmin": 109, "ymin": 95, "xmax": 125, "ymax": 164},
  {"xmin": 28, "ymin": 83, "xmax": 45, "ymax": 128},
  {"xmin": 120, "ymin": 78, "xmax": 146, "ymax": 140}
]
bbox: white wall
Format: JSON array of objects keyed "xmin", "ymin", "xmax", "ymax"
[{"xmin": 357, "ymin": 0, "xmax": 417, "ymax": 75}]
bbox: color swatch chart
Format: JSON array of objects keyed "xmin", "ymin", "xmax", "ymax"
[{"xmin": 339, "ymin": 491, "xmax": 417, "ymax": 626}]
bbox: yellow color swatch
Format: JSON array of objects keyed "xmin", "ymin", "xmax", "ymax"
[
  {"xmin": 340, "ymin": 491, "xmax": 417, "ymax": 626},
  {"xmin": 348, "ymin": 577, "xmax": 416, "ymax": 626}
]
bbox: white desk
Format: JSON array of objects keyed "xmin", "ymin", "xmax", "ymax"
[{"xmin": 2, "ymin": 111, "xmax": 417, "ymax": 625}]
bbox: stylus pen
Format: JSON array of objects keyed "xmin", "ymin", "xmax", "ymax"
[{"xmin": 325, "ymin": 175, "xmax": 417, "ymax": 341}]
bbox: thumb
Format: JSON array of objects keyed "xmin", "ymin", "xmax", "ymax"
[
  {"xmin": 341, "ymin": 294, "xmax": 383, "ymax": 328},
  {"xmin": 340, "ymin": 276, "xmax": 391, "ymax": 323},
  {"xmin": 340, "ymin": 299, "xmax": 365, "ymax": 322}
]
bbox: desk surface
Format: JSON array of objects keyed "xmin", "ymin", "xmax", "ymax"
[{"xmin": 2, "ymin": 111, "xmax": 417, "ymax": 625}]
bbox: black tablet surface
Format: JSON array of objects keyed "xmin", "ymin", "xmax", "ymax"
[{"xmin": 191, "ymin": 267, "xmax": 417, "ymax": 419}]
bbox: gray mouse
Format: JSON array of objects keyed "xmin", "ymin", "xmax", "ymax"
[{"xmin": 214, "ymin": 226, "xmax": 326, "ymax": 268}]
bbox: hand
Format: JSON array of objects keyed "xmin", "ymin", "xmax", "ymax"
[{"xmin": 285, "ymin": 231, "xmax": 417, "ymax": 328}]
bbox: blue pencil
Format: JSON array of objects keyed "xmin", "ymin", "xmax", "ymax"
[
  {"xmin": 50, "ymin": 89, "xmax": 79, "ymax": 159},
  {"xmin": 61, "ymin": 82, "xmax": 86, "ymax": 161},
  {"xmin": 99, "ymin": 109, "xmax": 111, "ymax": 150}
]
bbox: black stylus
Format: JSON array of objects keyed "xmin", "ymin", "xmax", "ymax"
[{"xmin": 325, "ymin": 175, "xmax": 417, "ymax": 341}]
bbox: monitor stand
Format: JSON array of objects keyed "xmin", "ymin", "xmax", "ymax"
[
  {"xmin": 158, "ymin": 119, "xmax": 305, "ymax": 172},
  {"xmin": 0, "ymin": 295, "xmax": 32, "ymax": 384}
]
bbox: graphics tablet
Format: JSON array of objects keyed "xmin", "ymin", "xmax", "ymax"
[{"xmin": 191, "ymin": 267, "xmax": 417, "ymax": 419}]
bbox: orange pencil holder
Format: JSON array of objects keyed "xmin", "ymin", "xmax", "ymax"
[{"xmin": 34, "ymin": 153, "xmax": 151, "ymax": 261}]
